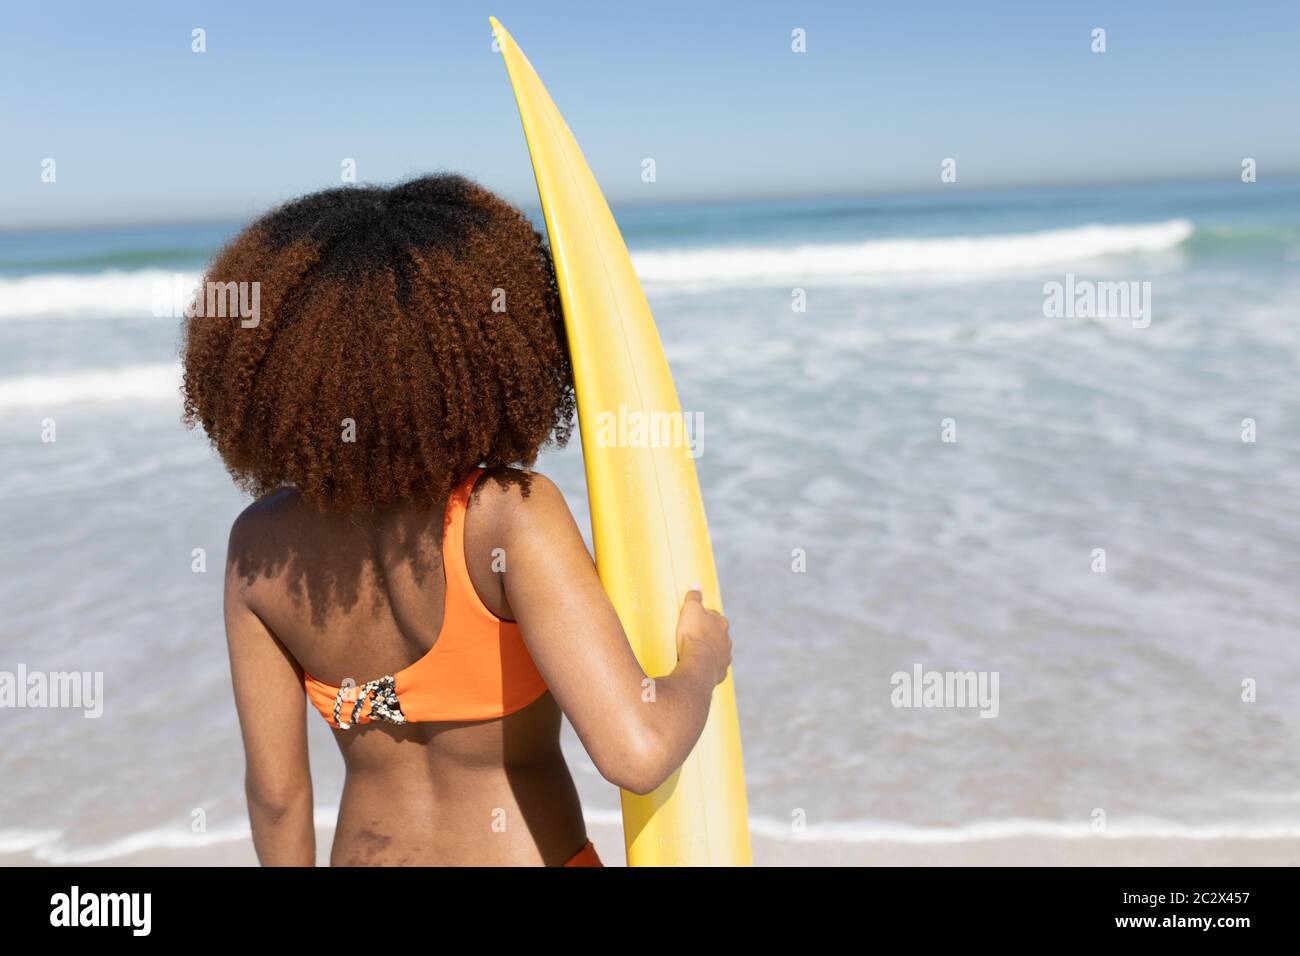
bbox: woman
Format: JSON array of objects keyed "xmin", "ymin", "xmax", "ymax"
[{"xmin": 181, "ymin": 175, "xmax": 732, "ymax": 866}]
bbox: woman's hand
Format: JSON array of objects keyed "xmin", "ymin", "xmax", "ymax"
[{"xmin": 676, "ymin": 587, "xmax": 731, "ymax": 687}]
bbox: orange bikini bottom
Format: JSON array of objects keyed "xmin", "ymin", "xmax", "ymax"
[{"xmin": 563, "ymin": 841, "xmax": 602, "ymax": 867}]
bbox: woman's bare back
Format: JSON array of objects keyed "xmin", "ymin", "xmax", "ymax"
[{"xmin": 228, "ymin": 481, "xmax": 587, "ymax": 865}]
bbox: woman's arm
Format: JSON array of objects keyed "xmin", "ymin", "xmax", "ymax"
[
  {"xmin": 224, "ymin": 522, "xmax": 315, "ymax": 865},
  {"xmin": 493, "ymin": 474, "xmax": 732, "ymax": 795}
]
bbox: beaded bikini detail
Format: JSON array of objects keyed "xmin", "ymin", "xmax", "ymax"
[{"xmin": 332, "ymin": 675, "xmax": 407, "ymax": 730}]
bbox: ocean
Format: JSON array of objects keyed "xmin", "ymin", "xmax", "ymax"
[{"xmin": 2, "ymin": 177, "xmax": 1299, "ymax": 862}]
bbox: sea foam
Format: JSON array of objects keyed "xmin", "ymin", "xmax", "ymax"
[
  {"xmin": 632, "ymin": 219, "xmax": 1195, "ymax": 288},
  {"xmin": 0, "ymin": 221, "xmax": 1195, "ymax": 320},
  {"xmin": 0, "ymin": 362, "xmax": 181, "ymax": 409},
  {"xmin": 0, "ymin": 269, "xmax": 201, "ymax": 321}
]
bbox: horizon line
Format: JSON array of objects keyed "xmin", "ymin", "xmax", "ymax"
[{"xmin": 3, "ymin": 170, "xmax": 1297, "ymax": 235}]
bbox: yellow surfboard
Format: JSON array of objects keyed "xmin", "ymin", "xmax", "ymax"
[{"xmin": 490, "ymin": 17, "xmax": 751, "ymax": 866}]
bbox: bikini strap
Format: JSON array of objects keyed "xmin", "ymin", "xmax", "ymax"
[{"xmin": 442, "ymin": 467, "xmax": 487, "ymax": 604}]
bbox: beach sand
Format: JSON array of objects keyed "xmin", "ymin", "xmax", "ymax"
[{"xmin": 3, "ymin": 820, "xmax": 1297, "ymax": 866}]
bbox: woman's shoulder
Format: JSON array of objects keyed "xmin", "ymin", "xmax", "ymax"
[
  {"xmin": 223, "ymin": 488, "xmax": 311, "ymax": 591},
  {"xmin": 465, "ymin": 467, "xmax": 577, "ymax": 546},
  {"xmin": 470, "ymin": 466, "xmax": 561, "ymax": 502},
  {"xmin": 228, "ymin": 487, "xmax": 306, "ymax": 543}
]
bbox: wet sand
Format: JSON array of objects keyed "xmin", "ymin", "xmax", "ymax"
[{"xmin": 3, "ymin": 820, "xmax": 1297, "ymax": 866}]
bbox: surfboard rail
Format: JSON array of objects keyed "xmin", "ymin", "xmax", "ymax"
[{"xmin": 490, "ymin": 16, "xmax": 752, "ymax": 866}]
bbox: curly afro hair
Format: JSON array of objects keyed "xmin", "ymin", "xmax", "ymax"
[{"xmin": 181, "ymin": 174, "xmax": 575, "ymax": 510}]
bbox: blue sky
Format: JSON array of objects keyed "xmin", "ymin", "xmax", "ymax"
[{"xmin": 2, "ymin": 0, "xmax": 1297, "ymax": 226}]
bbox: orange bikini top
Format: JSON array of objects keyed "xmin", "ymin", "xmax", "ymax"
[{"xmin": 303, "ymin": 468, "xmax": 548, "ymax": 729}]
